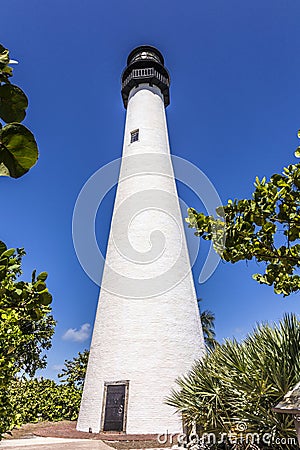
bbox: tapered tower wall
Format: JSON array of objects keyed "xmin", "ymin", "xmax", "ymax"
[{"xmin": 77, "ymin": 48, "xmax": 205, "ymax": 435}]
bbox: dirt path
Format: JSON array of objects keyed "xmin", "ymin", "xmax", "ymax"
[
  {"xmin": 0, "ymin": 437, "xmax": 116, "ymax": 450},
  {"xmin": 2, "ymin": 422, "xmax": 173, "ymax": 450}
]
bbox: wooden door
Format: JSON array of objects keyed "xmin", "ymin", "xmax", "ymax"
[{"xmin": 103, "ymin": 384, "xmax": 126, "ymax": 432}]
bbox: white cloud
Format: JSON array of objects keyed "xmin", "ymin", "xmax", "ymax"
[
  {"xmin": 62, "ymin": 323, "xmax": 91, "ymax": 342},
  {"xmin": 52, "ymin": 364, "xmax": 64, "ymax": 371}
]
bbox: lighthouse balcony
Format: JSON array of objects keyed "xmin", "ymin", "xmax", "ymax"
[
  {"xmin": 122, "ymin": 67, "xmax": 169, "ymax": 88},
  {"xmin": 121, "ymin": 67, "xmax": 170, "ymax": 108}
]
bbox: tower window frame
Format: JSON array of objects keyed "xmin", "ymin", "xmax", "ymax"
[{"xmin": 130, "ymin": 129, "xmax": 139, "ymax": 143}]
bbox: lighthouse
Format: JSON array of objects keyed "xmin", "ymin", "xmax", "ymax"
[{"xmin": 77, "ymin": 46, "xmax": 205, "ymax": 435}]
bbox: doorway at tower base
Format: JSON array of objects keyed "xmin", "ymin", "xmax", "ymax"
[{"xmin": 77, "ymin": 379, "xmax": 184, "ymax": 435}]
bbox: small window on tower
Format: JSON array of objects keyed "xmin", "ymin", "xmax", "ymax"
[{"xmin": 130, "ymin": 129, "xmax": 139, "ymax": 143}]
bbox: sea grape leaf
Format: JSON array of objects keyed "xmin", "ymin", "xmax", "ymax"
[
  {"xmin": 0, "ymin": 123, "xmax": 38, "ymax": 178},
  {"xmin": 0, "ymin": 84, "xmax": 28, "ymax": 123}
]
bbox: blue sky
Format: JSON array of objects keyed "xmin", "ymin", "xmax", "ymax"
[{"xmin": 1, "ymin": 0, "xmax": 300, "ymax": 379}]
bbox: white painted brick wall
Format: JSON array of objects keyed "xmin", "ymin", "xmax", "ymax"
[{"xmin": 77, "ymin": 84, "xmax": 205, "ymax": 435}]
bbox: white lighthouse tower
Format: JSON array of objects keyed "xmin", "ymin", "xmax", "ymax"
[{"xmin": 77, "ymin": 46, "xmax": 205, "ymax": 435}]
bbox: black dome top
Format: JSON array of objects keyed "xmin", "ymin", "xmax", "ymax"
[
  {"xmin": 127, "ymin": 45, "xmax": 165, "ymax": 66},
  {"xmin": 121, "ymin": 45, "xmax": 170, "ymax": 108}
]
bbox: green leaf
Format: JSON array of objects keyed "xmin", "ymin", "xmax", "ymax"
[
  {"xmin": 0, "ymin": 163, "xmax": 10, "ymax": 176},
  {"xmin": 30, "ymin": 308, "xmax": 42, "ymax": 320},
  {"xmin": 1, "ymin": 65, "xmax": 12, "ymax": 77},
  {"xmin": 294, "ymin": 146, "xmax": 300, "ymax": 158},
  {"xmin": 0, "ymin": 123, "xmax": 38, "ymax": 178},
  {"xmin": 1, "ymin": 248, "xmax": 15, "ymax": 258},
  {"xmin": 8, "ymin": 264, "xmax": 20, "ymax": 271},
  {"xmin": 216, "ymin": 206, "xmax": 225, "ymax": 218},
  {"xmin": 37, "ymin": 272, "xmax": 48, "ymax": 282},
  {"xmin": 34, "ymin": 281, "xmax": 46, "ymax": 292},
  {"xmin": 0, "ymin": 84, "xmax": 28, "ymax": 123},
  {"xmin": 39, "ymin": 291, "xmax": 52, "ymax": 306},
  {"xmin": 0, "ymin": 241, "xmax": 7, "ymax": 256},
  {"xmin": 0, "ymin": 44, "xmax": 9, "ymax": 70},
  {"xmin": 31, "ymin": 269, "xmax": 36, "ymax": 284},
  {"xmin": 0, "ymin": 258, "xmax": 9, "ymax": 266}
]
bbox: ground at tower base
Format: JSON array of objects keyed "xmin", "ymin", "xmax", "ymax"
[{"xmin": 3, "ymin": 421, "xmax": 177, "ymax": 449}]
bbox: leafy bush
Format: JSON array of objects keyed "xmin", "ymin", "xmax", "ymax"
[
  {"xmin": 0, "ymin": 242, "xmax": 55, "ymax": 437},
  {"xmin": 187, "ymin": 158, "xmax": 300, "ymax": 296},
  {"xmin": 167, "ymin": 314, "xmax": 300, "ymax": 449},
  {"xmin": 8, "ymin": 378, "xmax": 82, "ymax": 425}
]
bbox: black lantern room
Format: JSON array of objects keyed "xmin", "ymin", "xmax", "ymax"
[{"xmin": 121, "ymin": 45, "xmax": 170, "ymax": 109}]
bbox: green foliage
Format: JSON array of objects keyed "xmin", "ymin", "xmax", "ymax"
[
  {"xmin": 58, "ymin": 350, "xmax": 89, "ymax": 388},
  {"xmin": 0, "ymin": 124, "xmax": 38, "ymax": 178},
  {"xmin": 167, "ymin": 314, "xmax": 300, "ymax": 449},
  {"xmin": 0, "ymin": 84, "xmax": 28, "ymax": 123},
  {"xmin": 8, "ymin": 378, "xmax": 81, "ymax": 425},
  {"xmin": 0, "ymin": 44, "xmax": 38, "ymax": 178},
  {"xmin": 0, "ymin": 45, "xmax": 11, "ymax": 75},
  {"xmin": 198, "ymin": 299, "xmax": 217, "ymax": 350},
  {"xmin": 0, "ymin": 240, "xmax": 55, "ymax": 437},
  {"xmin": 187, "ymin": 160, "xmax": 300, "ymax": 296},
  {"xmin": 0, "ymin": 45, "xmax": 52, "ymax": 438},
  {"xmin": 294, "ymin": 130, "xmax": 300, "ymax": 158}
]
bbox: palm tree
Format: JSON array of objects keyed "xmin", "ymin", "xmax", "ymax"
[
  {"xmin": 198, "ymin": 298, "xmax": 217, "ymax": 350},
  {"xmin": 167, "ymin": 313, "xmax": 300, "ymax": 449}
]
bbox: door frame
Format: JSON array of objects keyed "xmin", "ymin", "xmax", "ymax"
[{"xmin": 100, "ymin": 380, "xmax": 129, "ymax": 433}]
